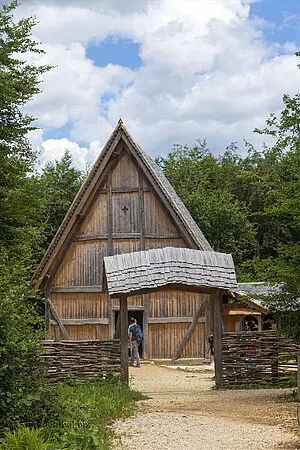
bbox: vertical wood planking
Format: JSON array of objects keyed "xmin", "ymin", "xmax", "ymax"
[
  {"xmin": 64, "ymin": 324, "xmax": 109, "ymax": 340},
  {"xmin": 112, "ymin": 193, "xmax": 140, "ymax": 233},
  {"xmin": 52, "ymin": 241, "xmax": 107, "ymax": 287},
  {"xmin": 77, "ymin": 194, "xmax": 108, "ymax": 235},
  {"xmin": 51, "ymin": 292, "xmax": 108, "ymax": 318},
  {"xmin": 111, "ymin": 153, "xmax": 139, "ymax": 188},
  {"xmin": 120, "ymin": 294, "xmax": 129, "ymax": 383},
  {"xmin": 148, "ymin": 322, "xmax": 204, "ymax": 359},
  {"xmin": 144, "ymin": 191, "xmax": 178, "ymax": 235}
]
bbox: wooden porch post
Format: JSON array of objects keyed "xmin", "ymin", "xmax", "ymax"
[
  {"xmin": 120, "ymin": 294, "xmax": 129, "ymax": 383},
  {"xmin": 297, "ymin": 352, "xmax": 300, "ymax": 426},
  {"xmin": 213, "ymin": 290, "xmax": 223, "ymax": 388}
]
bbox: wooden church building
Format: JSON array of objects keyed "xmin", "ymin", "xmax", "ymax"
[{"xmin": 33, "ymin": 121, "xmax": 265, "ymax": 360}]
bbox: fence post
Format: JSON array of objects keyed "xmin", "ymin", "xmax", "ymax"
[
  {"xmin": 298, "ymin": 351, "xmax": 300, "ymax": 426},
  {"xmin": 213, "ymin": 291, "xmax": 223, "ymax": 388},
  {"xmin": 120, "ymin": 294, "xmax": 129, "ymax": 383}
]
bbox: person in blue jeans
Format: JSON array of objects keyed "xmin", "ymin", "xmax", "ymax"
[{"xmin": 128, "ymin": 317, "xmax": 141, "ymax": 368}]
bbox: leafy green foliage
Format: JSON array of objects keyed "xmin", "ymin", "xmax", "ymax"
[
  {"xmin": 0, "ymin": 0, "xmax": 51, "ymax": 249},
  {"xmin": 157, "ymin": 142, "xmax": 256, "ymax": 264},
  {"xmin": 0, "ymin": 247, "xmax": 63, "ymax": 431},
  {"xmin": 157, "ymin": 56, "xmax": 299, "ymax": 341}
]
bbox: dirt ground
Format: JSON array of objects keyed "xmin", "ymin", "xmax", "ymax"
[{"xmin": 114, "ymin": 363, "xmax": 300, "ymax": 450}]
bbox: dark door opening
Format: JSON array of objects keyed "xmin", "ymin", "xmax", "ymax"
[{"xmin": 114, "ymin": 310, "xmax": 144, "ymax": 357}]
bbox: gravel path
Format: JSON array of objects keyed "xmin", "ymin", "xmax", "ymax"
[{"xmin": 114, "ymin": 363, "xmax": 300, "ymax": 450}]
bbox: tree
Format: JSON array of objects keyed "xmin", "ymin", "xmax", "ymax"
[
  {"xmin": 0, "ymin": 0, "xmax": 51, "ymax": 250},
  {"xmin": 0, "ymin": 2, "xmax": 59, "ymax": 430},
  {"xmin": 33, "ymin": 151, "xmax": 84, "ymax": 261},
  {"xmin": 157, "ymin": 142, "xmax": 256, "ymax": 264},
  {"xmin": 252, "ymin": 55, "xmax": 300, "ymax": 342}
]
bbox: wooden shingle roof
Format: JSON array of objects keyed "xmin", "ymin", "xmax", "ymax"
[
  {"xmin": 104, "ymin": 247, "xmax": 237, "ymax": 296},
  {"xmin": 33, "ymin": 121, "xmax": 212, "ymax": 287}
]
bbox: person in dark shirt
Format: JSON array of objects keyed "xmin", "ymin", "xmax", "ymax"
[{"xmin": 128, "ymin": 317, "xmax": 141, "ymax": 368}]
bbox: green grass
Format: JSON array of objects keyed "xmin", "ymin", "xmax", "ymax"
[
  {"xmin": 0, "ymin": 427, "xmax": 50, "ymax": 450},
  {"xmin": 0, "ymin": 379, "xmax": 145, "ymax": 450},
  {"xmin": 51, "ymin": 379, "xmax": 145, "ymax": 450}
]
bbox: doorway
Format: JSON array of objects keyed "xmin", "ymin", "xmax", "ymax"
[{"xmin": 114, "ymin": 310, "xmax": 144, "ymax": 357}]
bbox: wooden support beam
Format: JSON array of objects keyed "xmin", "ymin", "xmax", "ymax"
[
  {"xmin": 172, "ymin": 296, "xmax": 208, "ymax": 362},
  {"xmin": 149, "ymin": 316, "xmax": 205, "ymax": 324},
  {"xmin": 99, "ymin": 187, "xmax": 152, "ymax": 193},
  {"xmin": 48, "ymin": 298, "xmax": 70, "ymax": 340},
  {"xmin": 213, "ymin": 291, "xmax": 223, "ymax": 388},
  {"xmin": 51, "ymin": 286, "xmax": 103, "ymax": 293},
  {"xmin": 120, "ymin": 294, "xmax": 129, "ymax": 383},
  {"xmin": 73, "ymin": 233, "xmax": 181, "ymax": 242},
  {"xmin": 113, "ymin": 305, "xmax": 144, "ymax": 311},
  {"xmin": 50, "ymin": 318, "xmax": 109, "ymax": 325}
]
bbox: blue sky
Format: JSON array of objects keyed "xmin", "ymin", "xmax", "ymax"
[
  {"xmin": 22, "ymin": 0, "xmax": 300, "ymax": 169},
  {"xmin": 250, "ymin": 0, "xmax": 300, "ymax": 46}
]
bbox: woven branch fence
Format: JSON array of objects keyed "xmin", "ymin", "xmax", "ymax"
[
  {"xmin": 222, "ymin": 331, "xmax": 299, "ymax": 387},
  {"xmin": 42, "ymin": 340, "xmax": 121, "ymax": 383}
]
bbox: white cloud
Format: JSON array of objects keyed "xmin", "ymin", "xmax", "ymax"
[
  {"xmin": 29, "ymin": 133, "xmax": 102, "ymax": 173},
  {"xmin": 19, "ymin": 0, "xmax": 299, "ymax": 169}
]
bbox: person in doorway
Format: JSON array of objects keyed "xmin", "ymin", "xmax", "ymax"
[
  {"xmin": 128, "ymin": 317, "xmax": 142, "ymax": 368},
  {"xmin": 208, "ymin": 334, "xmax": 214, "ymax": 357}
]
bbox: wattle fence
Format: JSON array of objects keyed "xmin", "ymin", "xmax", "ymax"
[
  {"xmin": 222, "ymin": 331, "xmax": 299, "ymax": 387},
  {"xmin": 42, "ymin": 339, "xmax": 121, "ymax": 382}
]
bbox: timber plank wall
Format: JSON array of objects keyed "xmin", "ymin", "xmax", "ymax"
[
  {"xmin": 222, "ymin": 331, "xmax": 299, "ymax": 387},
  {"xmin": 48, "ymin": 150, "xmax": 205, "ymax": 358}
]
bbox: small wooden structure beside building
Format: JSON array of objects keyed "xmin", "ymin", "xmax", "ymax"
[{"xmin": 33, "ymin": 121, "xmax": 267, "ymax": 362}]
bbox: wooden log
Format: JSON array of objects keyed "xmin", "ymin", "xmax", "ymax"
[
  {"xmin": 171, "ymin": 295, "xmax": 208, "ymax": 362},
  {"xmin": 213, "ymin": 291, "xmax": 223, "ymax": 388},
  {"xmin": 120, "ymin": 294, "xmax": 129, "ymax": 383}
]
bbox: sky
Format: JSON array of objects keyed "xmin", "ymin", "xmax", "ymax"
[{"xmin": 14, "ymin": 0, "xmax": 300, "ymax": 171}]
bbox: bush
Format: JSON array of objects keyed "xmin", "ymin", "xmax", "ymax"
[{"xmin": 0, "ymin": 248, "xmax": 61, "ymax": 431}]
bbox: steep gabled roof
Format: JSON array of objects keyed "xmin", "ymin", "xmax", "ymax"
[{"xmin": 33, "ymin": 120, "xmax": 212, "ymax": 288}]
